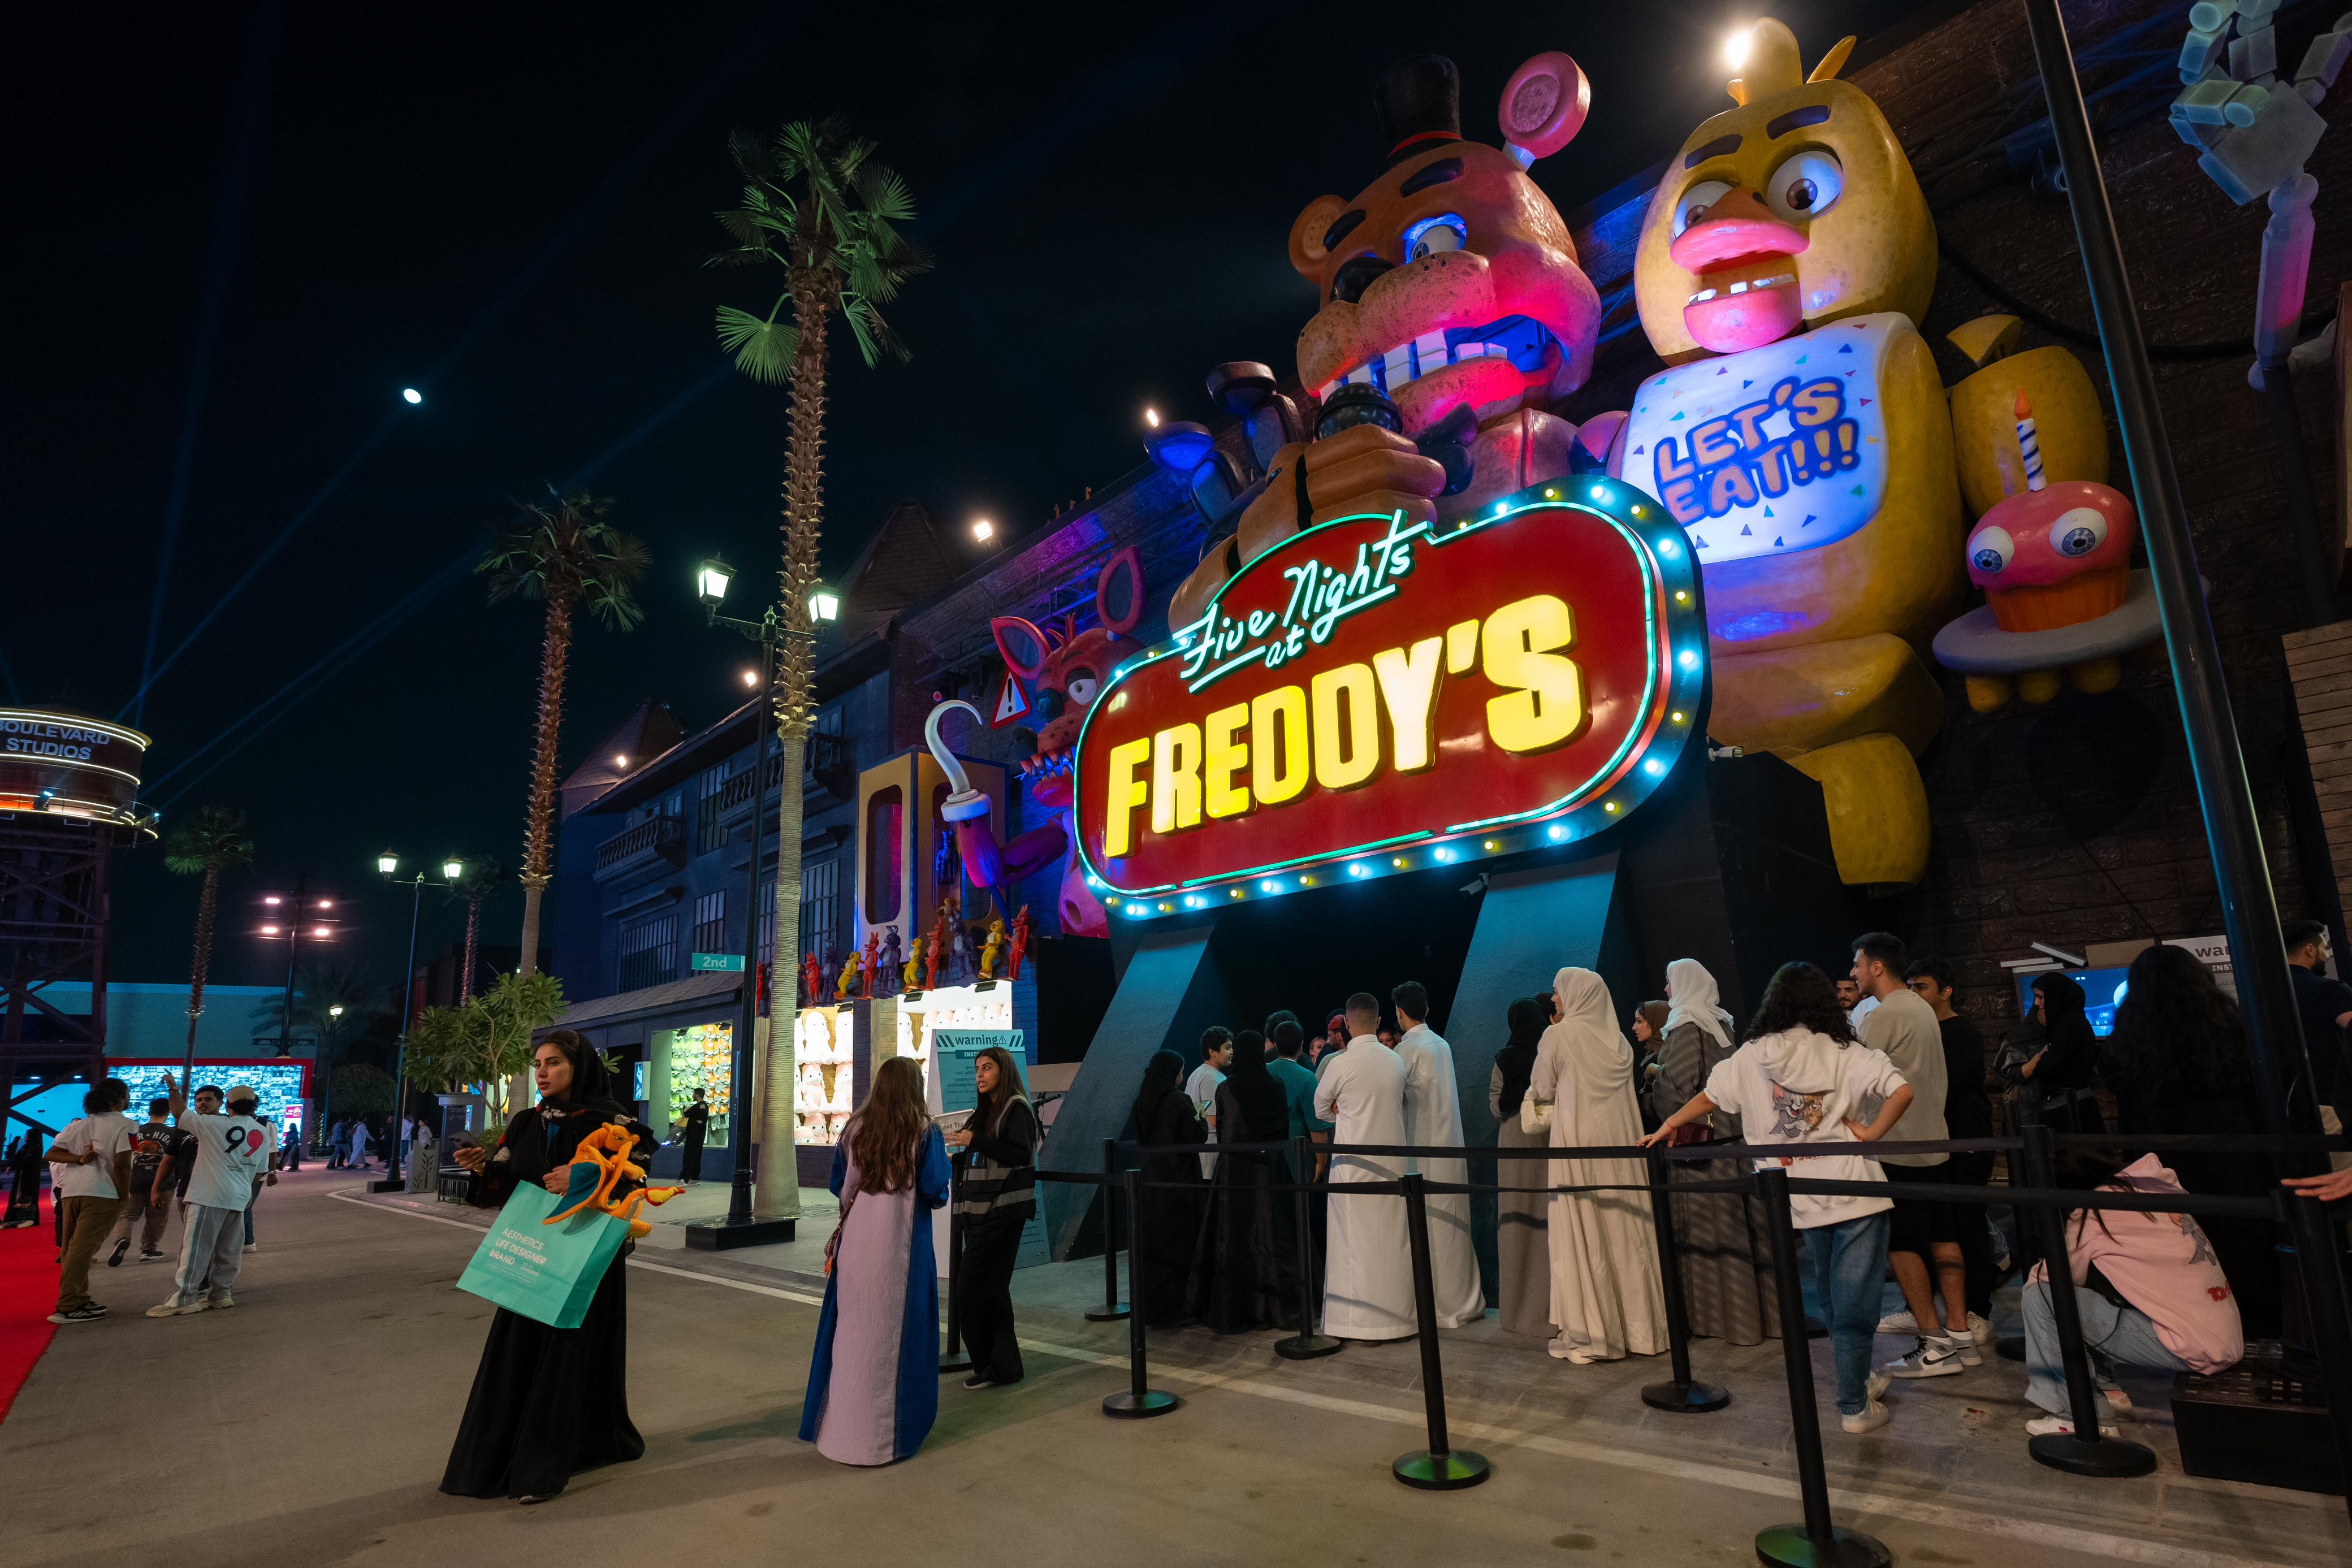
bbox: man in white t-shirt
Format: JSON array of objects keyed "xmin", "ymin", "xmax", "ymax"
[
  {"xmin": 48, "ymin": 1078, "xmax": 135, "ymax": 1323},
  {"xmin": 149, "ymin": 1075, "xmax": 271, "ymax": 1318},
  {"xmin": 1186, "ymin": 1028, "xmax": 1233, "ymax": 1178}
]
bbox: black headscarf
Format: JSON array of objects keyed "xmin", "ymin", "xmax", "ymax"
[
  {"xmin": 1134, "ymin": 1049, "xmax": 1186, "ymax": 1141},
  {"xmin": 537, "ymin": 1031, "xmax": 625, "ymax": 1116},
  {"xmin": 2031, "ymin": 973, "xmax": 2099, "ymax": 1090},
  {"xmin": 1221, "ymin": 1028, "xmax": 1288, "ymax": 1137},
  {"xmin": 1495, "ymin": 996, "xmax": 1546, "ymax": 1117}
]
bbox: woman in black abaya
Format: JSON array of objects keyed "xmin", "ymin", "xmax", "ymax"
[
  {"xmin": 1188, "ymin": 1030, "xmax": 1302, "ymax": 1332},
  {"xmin": 1131, "ymin": 1050, "xmax": 1207, "ymax": 1327},
  {"xmin": 442, "ymin": 1030, "xmax": 652, "ymax": 1504},
  {"xmin": 2019, "ymin": 973, "xmax": 2105, "ymax": 1134}
]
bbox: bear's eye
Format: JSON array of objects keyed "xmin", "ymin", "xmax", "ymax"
[
  {"xmin": 1968, "ymin": 525, "xmax": 2014, "ymax": 575},
  {"xmin": 1672, "ymin": 180, "xmax": 1733, "ymax": 236},
  {"xmin": 2052, "ymin": 506, "xmax": 2108, "ymax": 557},
  {"xmin": 1403, "ymin": 213, "xmax": 1467, "ymax": 262}
]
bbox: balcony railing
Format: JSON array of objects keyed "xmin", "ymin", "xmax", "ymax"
[
  {"xmin": 592, "ymin": 814, "xmax": 684, "ymax": 882},
  {"xmin": 716, "ymin": 731, "xmax": 853, "ymax": 824}
]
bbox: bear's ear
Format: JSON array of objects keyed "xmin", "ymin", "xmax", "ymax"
[
  {"xmin": 1499, "ymin": 52, "xmax": 1589, "ymax": 165},
  {"xmin": 991, "ymin": 616, "xmax": 1054, "ymax": 680},
  {"xmin": 1289, "ymin": 194, "xmax": 1354, "ymax": 283},
  {"xmin": 1093, "ymin": 547, "xmax": 1145, "ymax": 638}
]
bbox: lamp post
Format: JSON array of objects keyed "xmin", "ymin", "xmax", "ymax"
[
  {"xmin": 688, "ymin": 553, "xmax": 832, "ymax": 1248},
  {"xmin": 376, "ymin": 851, "xmax": 462, "ymax": 1193},
  {"xmin": 315, "ymin": 1003, "xmax": 344, "ymax": 1149}
]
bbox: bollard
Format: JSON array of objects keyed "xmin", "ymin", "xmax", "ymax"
[
  {"xmin": 1276, "ymin": 1133, "xmax": 1342, "ymax": 1360},
  {"xmin": 1084, "ymin": 1137, "xmax": 1131, "ymax": 1323},
  {"xmin": 1753, "ymin": 1165, "xmax": 1890, "ymax": 1568},
  {"xmin": 940, "ymin": 1154, "xmax": 972, "ymax": 1376},
  {"xmin": 1641, "ymin": 1148, "xmax": 1730, "ymax": 1413},
  {"xmin": 2017, "ymin": 1123, "xmax": 2154, "ymax": 1476},
  {"xmin": 1102, "ymin": 1168, "xmax": 1179, "ymax": 1419},
  {"xmin": 1392, "ymin": 1172, "xmax": 1490, "ymax": 1488}
]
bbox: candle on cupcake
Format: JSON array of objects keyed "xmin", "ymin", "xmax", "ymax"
[{"xmin": 2014, "ymin": 389, "xmax": 2046, "ymax": 493}]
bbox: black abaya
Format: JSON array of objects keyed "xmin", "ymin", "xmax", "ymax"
[
  {"xmin": 441, "ymin": 1092, "xmax": 651, "ymax": 1500},
  {"xmin": 1187, "ymin": 1081, "xmax": 1301, "ymax": 1333},
  {"xmin": 1134, "ymin": 1088, "xmax": 1207, "ymax": 1327}
]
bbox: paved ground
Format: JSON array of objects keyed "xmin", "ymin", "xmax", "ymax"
[{"xmin": 4, "ymin": 1166, "xmax": 2345, "ymax": 1567}]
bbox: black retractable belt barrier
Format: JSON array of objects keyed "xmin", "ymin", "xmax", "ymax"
[
  {"xmin": 1276, "ymin": 1133, "xmax": 1341, "ymax": 1361},
  {"xmin": 1084, "ymin": 1137, "xmax": 1130, "ymax": 1323},
  {"xmin": 1641, "ymin": 1148, "xmax": 1730, "ymax": 1413},
  {"xmin": 940, "ymin": 1156, "xmax": 972, "ymax": 1376},
  {"xmin": 1102, "ymin": 1168, "xmax": 1179, "ymax": 1419},
  {"xmin": 1392, "ymin": 1171, "xmax": 1490, "ymax": 1489},
  {"xmin": 1753, "ymin": 1166, "xmax": 1890, "ymax": 1568},
  {"xmin": 2017, "ymin": 1123, "xmax": 2155, "ymax": 1476}
]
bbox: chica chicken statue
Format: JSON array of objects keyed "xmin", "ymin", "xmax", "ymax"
[{"xmin": 1615, "ymin": 19, "xmax": 2109, "ymax": 887}]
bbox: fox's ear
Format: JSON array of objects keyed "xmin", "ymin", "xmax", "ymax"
[
  {"xmin": 991, "ymin": 616, "xmax": 1053, "ymax": 679},
  {"xmin": 1095, "ymin": 547, "xmax": 1145, "ymax": 637}
]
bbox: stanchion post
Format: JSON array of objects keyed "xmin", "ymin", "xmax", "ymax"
[
  {"xmin": 1641, "ymin": 1146, "xmax": 1731, "ymax": 1413},
  {"xmin": 1084, "ymin": 1136, "xmax": 1130, "ymax": 1323},
  {"xmin": 2018, "ymin": 1123, "xmax": 2154, "ymax": 1476},
  {"xmin": 1753, "ymin": 1165, "xmax": 1890, "ymax": 1568},
  {"xmin": 1391, "ymin": 1171, "xmax": 1489, "ymax": 1489},
  {"xmin": 940, "ymin": 1154, "xmax": 972, "ymax": 1376},
  {"xmin": 1102, "ymin": 1167, "xmax": 1178, "ymax": 1419},
  {"xmin": 1277, "ymin": 1132, "xmax": 1341, "ymax": 1360}
]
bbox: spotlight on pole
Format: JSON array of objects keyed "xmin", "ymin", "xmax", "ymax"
[
  {"xmin": 401, "ymin": 387, "xmax": 423, "ymax": 405},
  {"xmin": 972, "ymin": 517, "xmax": 995, "ymax": 543},
  {"xmin": 1144, "ymin": 406, "xmax": 1161, "ymax": 428}
]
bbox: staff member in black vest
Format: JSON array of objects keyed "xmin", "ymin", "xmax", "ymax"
[
  {"xmin": 945, "ymin": 1046, "xmax": 1036, "ymax": 1389},
  {"xmin": 678, "ymin": 1089, "xmax": 709, "ymax": 1184}
]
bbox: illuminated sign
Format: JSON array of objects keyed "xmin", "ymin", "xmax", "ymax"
[
  {"xmin": 1072, "ymin": 482, "xmax": 1706, "ymax": 908},
  {"xmin": 1617, "ymin": 313, "xmax": 1900, "ymax": 566},
  {"xmin": 0, "ymin": 708, "xmax": 151, "ymax": 826}
]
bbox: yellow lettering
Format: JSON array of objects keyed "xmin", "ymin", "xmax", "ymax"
[
  {"xmin": 1252, "ymin": 686, "xmax": 1310, "ymax": 805},
  {"xmin": 1103, "ymin": 738, "xmax": 1152, "ymax": 856},
  {"xmin": 1372, "ymin": 637, "xmax": 1443, "ymax": 773},
  {"xmin": 1310, "ymin": 662, "xmax": 1380, "ymax": 791},
  {"xmin": 1151, "ymin": 724, "xmax": 1203, "ymax": 834},
  {"xmin": 1482, "ymin": 595, "xmax": 1585, "ymax": 753},
  {"xmin": 1445, "ymin": 618, "xmax": 1480, "ymax": 674},
  {"xmin": 1203, "ymin": 703, "xmax": 1251, "ymax": 819}
]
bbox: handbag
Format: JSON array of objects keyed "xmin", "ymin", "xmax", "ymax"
[
  {"xmin": 455, "ymin": 1180, "xmax": 631, "ymax": 1329},
  {"xmin": 1664, "ymin": 1120, "xmax": 1714, "ymax": 1147},
  {"xmin": 824, "ymin": 1192, "xmax": 857, "ymax": 1275},
  {"xmin": 1520, "ymin": 1097, "xmax": 1554, "ymax": 1136}
]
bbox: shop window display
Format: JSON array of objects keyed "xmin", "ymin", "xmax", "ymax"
[
  {"xmin": 795, "ymin": 1007, "xmax": 855, "ymax": 1144},
  {"xmin": 659, "ymin": 1022, "xmax": 734, "ymax": 1148}
]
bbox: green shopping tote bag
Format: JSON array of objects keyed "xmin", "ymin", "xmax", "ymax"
[{"xmin": 455, "ymin": 1180, "xmax": 630, "ymax": 1328}]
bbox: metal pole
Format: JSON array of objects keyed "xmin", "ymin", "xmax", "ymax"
[
  {"xmin": 276, "ymin": 871, "xmax": 304, "ymax": 1062},
  {"xmin": 2022, "ymin": 1, "xmax": 2352, "ymax": 1475},
  {"xmin": 1101, "ymin": 1167, "xmax": 1178, "ymax": 1418},
  {"xmin": 382, "ymin": 872, "xmax": 422, "ymax": 1190},
  {"xmin": 2018, "ymin": 1123, "xmax": 2155, "ymax": 1475},
  {"xmin": 1641, "ymin": 1147, "xmax": 1729, "ymax": 1412},
  {"xmin": 1391, "ymin": 1171, "xmax": 1489, "ymax": 1488},
  {"xmin": 1276, "ymin": 1132, "xmax": 1341, "ymax": 1359},
  {"xmin": 1084, "ymin": 1136, "xmax": 1130, "ymax": 1322},
  {"xmin": 726, "ymin": 612, "xmax": 776, "ymax": 1228}
]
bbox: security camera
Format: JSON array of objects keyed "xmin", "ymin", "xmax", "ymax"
[{"xmin": 1458, "ymin": 874, "xmax": 1489, "ymax": 897}]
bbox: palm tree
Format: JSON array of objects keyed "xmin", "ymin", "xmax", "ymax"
[
  {"xmin": 713, "ymin": 116, "xmax": 927, "ymax": 1220},
  {"xmin": 256, "ymin": 962, "xmax": 379, "ymax": 1140},
  {"xmin": 478, "ymin": 490, "xmax": 648, "ymax": 982},
  {"xmin": 447, "ymin": 858, "xmax": 510, "ymax": 1003},
  {"xmin": 164, "ymin": 804, "xmax": 253, "ymax": 1088}
]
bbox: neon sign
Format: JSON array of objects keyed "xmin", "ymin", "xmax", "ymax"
[{"xmin": 1073, "ymin": 482, "xmax": 1706, "ymax": 907}]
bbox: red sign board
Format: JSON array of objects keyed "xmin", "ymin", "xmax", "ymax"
[{"xmin": 1073, "ymin": 484, "xmax": 1707, "ymax": 903}]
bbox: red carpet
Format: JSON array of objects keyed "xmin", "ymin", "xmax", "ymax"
[{"xmin": 0, "ymin": 1190, "xmax": 58, "ymax": 1423}]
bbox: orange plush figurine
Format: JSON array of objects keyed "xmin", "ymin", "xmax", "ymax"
[
  {"xmin": 1007, "ymin": 904, "xmax": 1032, "ymax": 982},
  {"xmin": 860, "ymin": 930, "xmax": 881, "ymax": 998},
  {"xmin": 544, "ymin": 1121, "xmax": 680, "ymax": 1241}
]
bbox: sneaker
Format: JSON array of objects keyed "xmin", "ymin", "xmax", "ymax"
[
  {"xmin": 136, "ymin": 1250, "xmax": 166, "ymax": 1263},
  {"xmin": 2025, "ymin": 1411, "xmax": 2118, "ymax": 1439},
  {"xmin": 107, "ymin": 1238, "xmax": 129, "ymax": 1267},
  {"xmin": 2103, "ymin": 1389, "xmax": 2136, "ymax": 1421},
  {"xmin": 1953, "ymin": 1336, "xmax": 1983, "ymax": 1367},
  {"xmin": 1882, "ymin": 1336, "xmax": 1969, "ymax": 1379},
  {"xmin": 47, "ymin": 1305, "xmax": 106, "ymax": 1324},
  {"xmin": 146, "ymin": 1299, "xmax": 208, "ymax": 1318},
  {"xmin": 207, "ymin": 1292, "xmax": 235, "ymax": 1310},
  {"xmin": 1875, "ymin": 1308, "xmax": 1918, "ymax": 1335},
  {"xmin": 961, "ymin": 1374, "xmax": 996, "ymax": 1389},
  {"xmin": 1840, "ymin": 1398, "xmax": 1892, "ymax": 1433},
  {"xmin": 242, "ymin": 1242, "xmax": 257, "ymax": 1253},
  {"xmin": 1866, "ymin": 1369, "xmax": 1892, "ymax": 1401},
  {"xmin": 1966, "ymin": 1311, "xmax": 1995, "ymax": 1344}
]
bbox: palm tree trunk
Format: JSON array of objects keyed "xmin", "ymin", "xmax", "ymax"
[
  {"xmin": 460, "ymin": 899, "xmax": 482, "ymax": 1003},
  {"xmin": 516, "ymin": 592, "xmax": 576, "ymax": 981},
  {"xmin": 180, "ymin": 863, "xmax": 220, "ymax": 1086},
  {"xmin": 754, "ymin": 275, "xmax": 834, "ymax": 1222}
]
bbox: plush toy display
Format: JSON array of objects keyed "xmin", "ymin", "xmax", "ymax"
[{"xmin": 902, "ymin": 934, "xmax": 926, "ymax": 994}]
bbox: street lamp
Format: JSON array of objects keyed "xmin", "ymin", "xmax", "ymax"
[
  {"xmin": 377, "ymin": 851, "xmax": 461, "ymax": 1193},
  {"xmin": 258, "ymin": 874, "xmax": 334, "ymax": 1065}
]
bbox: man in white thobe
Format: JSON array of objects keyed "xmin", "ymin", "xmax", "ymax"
[
  {"xmin": 1312, "ymin": 993, "xmax": 1416, "ymax": 1341},
  {"xmin": 1391, "ymin": 982, "xmax": 1484, "ymax": 1328},
  {"xmin": 1185, "ymin": 1028, "xmax": 1233, "ymax": 1179}
]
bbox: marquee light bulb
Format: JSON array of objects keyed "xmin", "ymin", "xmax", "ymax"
[
  {"xmin": 260, "ymin": 924, "xmax": 279, "ymax": 935},
  {"xmin": 1724, "ymin": 25, "xmax": 1755, "ymax": 70},
  {"xmin": 313, "ymin": 926, "xmax": 330, "ymax": 938}
]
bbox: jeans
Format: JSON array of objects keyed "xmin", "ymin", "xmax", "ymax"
[
  {"xmin": 1806, "ymin": 1210, "xmax": 1891, "ymax": 1416},
  {"xmin": 2020, "ymin": 1279, "xmax": 2190, "ymax": 1415},
  {"xmin": 107, "ymin": 1177, "xmax": 168, "ymax": 1254}
]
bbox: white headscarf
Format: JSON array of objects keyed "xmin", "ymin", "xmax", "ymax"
[
  {"xmin": 1663, "ymin": 958, "xmax": 1736, "ymax": 1059},
  {"xmin": 1533, "ymin": 968, "xmax": 1636, "ymax": 1147}
]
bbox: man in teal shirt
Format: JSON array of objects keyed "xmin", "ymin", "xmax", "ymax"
[{"xmin": 1264, "ymin": 1019, "xmax": 1330, "ymax": 1142}]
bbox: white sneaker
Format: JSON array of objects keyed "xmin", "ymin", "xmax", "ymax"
[
  {"xmin": 1840, "ymin": 1398, "xmax": 1892, "ymax": 1433},
  {"xmin": 207, "ymin": 1292, "xmax": 235, "ymax": 1310},
  {"xmin": 1866, "ymin": 1369, "xmax": 1892, "ymax": 1401},
  {"xmin": 1882, "ymin": 1336, "xmax": 1969, "ymax": 1379},
  {"xmin": 1875, "ymin": 1309, "xmax": 1917, "ymax": 1335},
  {"xmin": 2103, "ymin": 1389, "xmax": 2136, "ymax": 1421},
  {"xmin": 2025, "ymin": 1411, "xmax": 2118, "ymax": 1438},
  {"xmin": 1953, "ymin": 1335, "xmax": 1983, "ymax": 1367},
  {"xmin": 145, "ymin": 1299, "xmax": 207, "ymax": 1318},
  {"xmin": 1966, "ymin": 1311, "xmax": 1995, "ymax": 1345}
]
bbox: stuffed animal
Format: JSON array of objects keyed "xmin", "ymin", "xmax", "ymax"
[{"xmin": 543, "ymin": 1120, "xmax": 680, "ymax": 1240}]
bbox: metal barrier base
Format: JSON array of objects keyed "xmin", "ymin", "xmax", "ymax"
[
  {"xmin": 2028, "ymin": 1430, "xmax": 2157, "ymax": 1477},
  {"xmin": 1102, "ymin": 1389, "xmax": 1181, "ymax": 1419},
  {"xmin": 1084, "ymin": 1301, "xmax": 1132, "ymax": 1322},
  {"xmin": 1642, "ymin": 1378, "xmax": 1731, "ymax": 1413},
  {"xmin": 1754, "ymin": 1522, "xmax": 1891, "ymax": 1567},
  {"xmin": 939, "ymin": 1352, "xmax": 973, "ymax": 1375},
  {"xmin": 1275, "ymin": 1332, "xmax": 1343, "ymax": 1361},
  {"xmin": 1393, "ymin": 1448, "xmax": 1490, "ymax": 1489}
]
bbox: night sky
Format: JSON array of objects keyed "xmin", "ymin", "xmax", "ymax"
[{"xmin": 7, "ymin": 0, "xmax": 1931, "ymax": 1005}]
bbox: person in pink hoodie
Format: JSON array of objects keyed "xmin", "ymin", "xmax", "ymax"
[{"xmin": 2021, "ymin": 1151, "xmax": 2245, "ymax": 1437}]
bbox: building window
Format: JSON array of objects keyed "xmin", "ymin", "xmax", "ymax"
[
  {"xmin": 619, "ymin": 915, "xmax": 677, "ymax": 991},
  {"xmin": 690, "ymin": 890, "xmax": 726, "ymax": 955},
  {"xmin": 695, "ymin": 760, "xmax": 733, "ymax": 855},
  {"xmin": 864, "ymin": 786, "xmax": 902, "ymax": 926},
  {"xmin": 757, "ymin": 876, "xmax": 776, "ymax": 965},
  {"xmin": 799, "ymin": 857, "xmax": 838, "ymax": 960}
]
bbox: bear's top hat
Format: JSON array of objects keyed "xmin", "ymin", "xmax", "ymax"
[{"xmin": 1376, "ymin": 55, "xmax": 1463, "ymax": 168}]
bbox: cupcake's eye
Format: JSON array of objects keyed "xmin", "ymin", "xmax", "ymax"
[
  {"xmin": 2052, "ymin": 506, "xmax": 2108, "ymax": 557},
  {"xmin": 1969, "ymin": 525, "xmax": 2014, "ymax": 575}
]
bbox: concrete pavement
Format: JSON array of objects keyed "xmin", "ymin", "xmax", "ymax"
[{"xmin": 2, "ymin": 1165, "xmax": 2344, "ymax": 1567}]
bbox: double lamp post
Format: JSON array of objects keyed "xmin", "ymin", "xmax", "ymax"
[{"xmin": 371, "ymin": 850, "xmax": 464, "ymax": 1193}]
